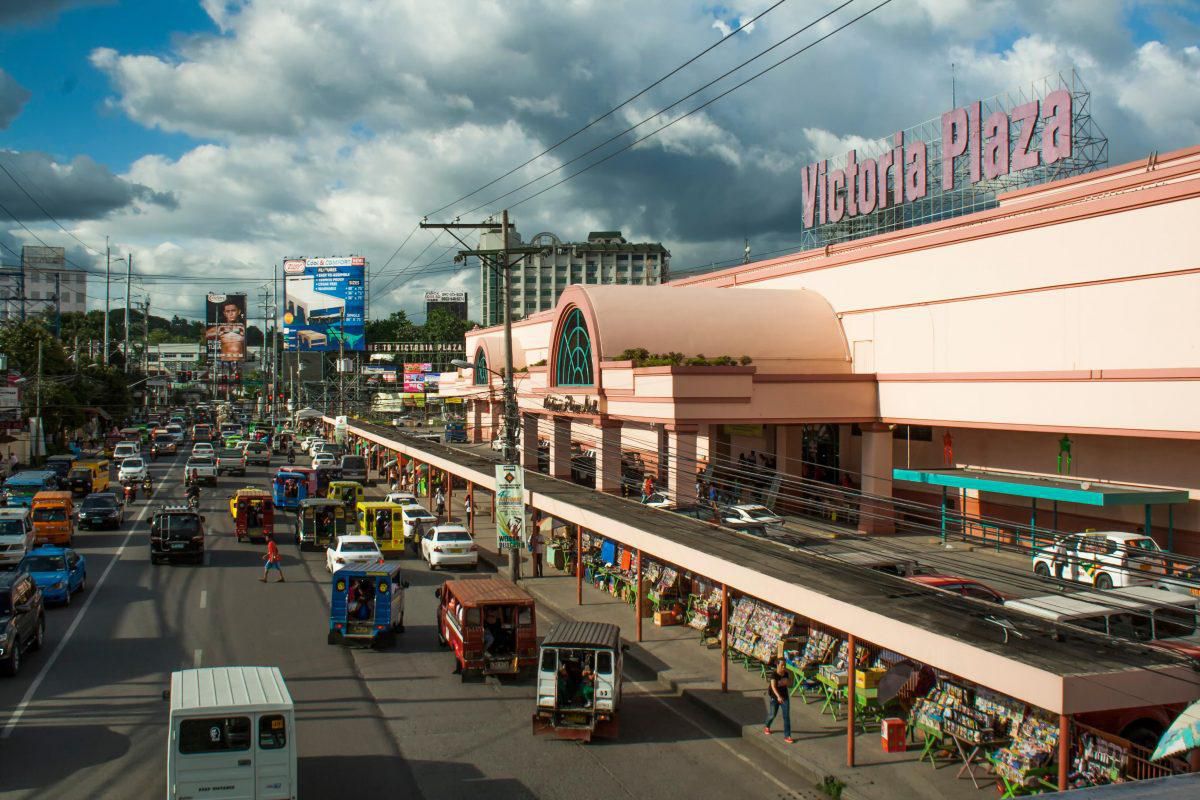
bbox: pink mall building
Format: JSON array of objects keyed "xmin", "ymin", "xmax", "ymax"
[{"xmin": 443, "ymin": 145, "xmax": 1200, "ymax": 554}]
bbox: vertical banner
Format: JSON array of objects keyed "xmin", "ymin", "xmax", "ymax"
[
  {"xmin": 205, "ymin": 293, "xmax": 247, "ymax": 362},
  {"xmin": 494, "ymin": 464, "xmax": 525, "ymax": 552}
]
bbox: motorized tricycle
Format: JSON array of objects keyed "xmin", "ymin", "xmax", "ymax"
[
  {"xmin": 327, "ymin": 563, "xmax": 408, "ymax": 649},
  {"xmin": 295, "ymin": 498, "xmax": 345, "ymax": 551}
]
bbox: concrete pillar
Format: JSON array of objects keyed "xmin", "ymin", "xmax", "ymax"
[
  {"xmin": 595, "ymin": 420, "xmax": 623, "ymax": 494},
  {"xmin": 519, "ymin": 413, "xmax": 539, "ymax": 469},
  {"xmin": 469, "ymin": 400, "xmax": 484, "ymax": 443},
  {"xmin": 549, "ymin": 416, "xmax": 572, "ymax": 478},
  {"xmin": 858, "ymin": 422, "xmax": 895, "ymax": 534},
  {"xmin": 667, "ymin": 426, "xmax": 698, "ymax": 503},
  {"xmin": 656, "ymin": 425, "xmax": 669, "ymax": 486}
]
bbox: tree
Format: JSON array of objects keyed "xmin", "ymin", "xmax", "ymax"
[
  {"xmin": 365, "ymin": 309, "xmax": 418, "ymax": 343},
  {"xmin": 420, "ymin": 307, "xmax": 475, "ymax": 344}
]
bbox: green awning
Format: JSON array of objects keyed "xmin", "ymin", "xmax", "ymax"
[{"xmin": 892, "ymin": 467, "xmax": 1189, "ymax": 507}]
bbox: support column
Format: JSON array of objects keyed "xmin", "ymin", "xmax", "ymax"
[
  {"xmin": 858, "ymin": 422, "xmax": 895, "ymax": 535},
  {"xmin": 595, "ymin": 419, "xmax": 623, "ymax": 494},
  {"xmin": 720, "ymin": 584, "xmax": 729, "ymax": 693},
  {"xmin": 548, "ymin": 416, "xmax": 572, "ymax": 478},
  {"xmin": 575, "ymin": 525, "xmax": 583, "ymax": 606},
  {"xmin": 667, "ymin": 426, "xmax": 698, "ymax": 504},
  {"xmin": 656, "ymin": 425, "xmax": 669, "ymax": 486},
  {"xmin": 847, "ymin": 633, "xmax": 857, "ymax": 766},
  {"xmin": 467, "ymin": 483, "xmax": 475, "ymax": 535},
  {"xmin": 469, "ymin": 400, "xmax": 484, "ymax": 443},
  {"xmin": 520, "ymin": 413, "xmax": 539, "ymax": 469},
  {"xmin": 635, "ymin": 549, "xmax": 643, "ymax": 643},
  {"xmin": 1058, "ymin": 715, "xmax": 1070, "ymax": 791}
]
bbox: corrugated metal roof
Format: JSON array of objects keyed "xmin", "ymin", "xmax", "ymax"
[
  {"xmin": 171, "ymin": 667, "xmax": 292, "ymax": 712},
  {"xmin": 542, "ymin": 621, "xmax": 621, "ymax": 650},
  {"xmin": 443, "ymin": 577, "xmax": 533, "ymax": 605}
]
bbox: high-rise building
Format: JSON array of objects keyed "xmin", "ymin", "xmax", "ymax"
[
  {"xmin": 0, "ymin": 246, "xmax": 88, "ymax": 320},
  {"xmin": 478, "ymin": 230, "xmax": 669, "ymax": 327}
]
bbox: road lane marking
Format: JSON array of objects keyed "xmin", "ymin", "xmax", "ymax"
[
  {"xmin": 199, "ymin": 590, "xmax": 207, "ymax": 609},
  {"xmin": 2, "ymin": 461, "xmax": 177, "ymax": 739},
  {"xmin": 193, "ymin": 649, "xmax": 202, "ymax": 668}
]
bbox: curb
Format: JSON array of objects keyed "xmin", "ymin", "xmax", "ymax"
[{"xmin": 477, "ymin": 549, "xmax": 875, "ymax": 800}]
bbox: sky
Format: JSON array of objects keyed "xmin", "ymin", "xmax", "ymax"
[{"xmin": 0, "ymin": 0, "xmax": 1198, "ymax": 324}]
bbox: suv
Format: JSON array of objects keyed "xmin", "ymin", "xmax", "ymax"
[
  {"xmin": 244, "ymin": 441, "xmax": 271, "ymax": 466},
  {"xmin": 0, "ymin": 569, "xmax": 45, "ymax": 676},
  {"xmin": 339, "ymin": 455, "xmax": 368, "ymax": 484},
  {"xmin": 112, "ymin": 442, "xmax": 140, "ymax": 462},
  {"xmin": 149, "ymin": 506, "xmax": 206, "ymax": 565},
  {"xmin": 0, "ymin": 508, "xmax": 36, "ymax": 567},
  {"xmin": 78, "ymin": 493, "xmax": 123, "ymax": 530},
  {"xmin": 215, "ymin": 448, "xmax": 247, "ymax": 477}
]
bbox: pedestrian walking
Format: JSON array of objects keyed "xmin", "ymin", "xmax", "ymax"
[
  {"xmin": 464, "ymin": 495, "xmax": 473, "ymax": 529},
  {"xmin": 260, "ymin": 534, "xmax": 285, "ymax": 583},
  {"xmin": 7, "ymin": 451, "xmax": 17, "ymax": 475},
  {"xmin": 763, "ymin": 660, "xmax": 794, "ymax": 742},
  {"xmin": 434, "ymin": 487, "xmax": 446, "ymax": 521},
  {"xmin": 641, "ymin": 475, "xmax": 654, "ymax": 501},
  {"xmin": 529, "ymin": 527, "xmax": 544, "ymax": 578}
]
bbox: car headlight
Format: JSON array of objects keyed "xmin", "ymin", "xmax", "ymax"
[
  {"xmin": 0, "ymin": 631, "xmax": 8, "ymax": 643},
  {"xmin": 52, "ymin": 581, "xmax": 64, "ymax": 589}
]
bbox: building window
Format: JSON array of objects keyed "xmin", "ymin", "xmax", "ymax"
[
  {"xmin": 473, "ymin": 347, "xmax": 488, "ymax": 386},
  {"xmin": 555, "ymin": 307, "xmax": 593, "ymax": 387}
]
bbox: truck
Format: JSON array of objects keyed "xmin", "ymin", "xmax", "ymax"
[{"xmin": 215, "ymin": 448, "xmax": 247, "ymax": 477}]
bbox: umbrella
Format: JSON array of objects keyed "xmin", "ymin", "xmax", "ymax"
[
  {"xmin": 296, "ymin": 408, "xmax": 323, "ymax": 420},
  {"xmin": 877, "ymin": 660, "xmax": 917, "ymax": 704},
  {"xmin": 1151, "ymin": 699, "xmax": 1200, "ymax": 762},
  {"xmin": 381, "ymin": 459, "xmax": 397, "ymax": 470}
]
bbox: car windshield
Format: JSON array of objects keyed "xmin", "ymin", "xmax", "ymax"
[
  {"xmin": 219, "ymin": 449, "xmax": 242, "ymax": 457},
  {"xmin": 189, "ymin": 457, "xmax": 214, "ymax": 466},
  {"xmin": 156, "ymin": 515, "xmax": 199, "ymax": 536},
  {"xmin": 406, "ymin": 509, "xmax": 435, "ymax": 520},
  {"xmin": 69, "ymin": 469, "xmax": 91, "ymax": 480},
  {"xmin": 32, "ymin": 507, "xmax": 68, "ymax": 522},
  {"xmin": 741, "ymin": 505, "xmax": 776, "ymax": 518},
  {"xmin": 437, "ymin": 531, "xmax": 471, "ymax": 542},
  {"xmin": 123, "ymin": 459, "xmax": 144, "ymax": 469},
  {"xmin": 1129, "ymin": 538, "xmax": 1162, "ymax": 553},
  {"xmin": 0, "ymin": 519, "xmax": 26, "ymax": 536},
  {"xmin": 342, "ymin": 542, "xmax": 379, "ymax": 553},
  {"xmin": 24, "ymin": 555, "xmax": 66, "ymax": 571},
  {"xmin": 154, "ymin": 436, "xmax": 173, "ymax": 444},
  {"xmin": 82, "ymin": 497, "xmax": 116, "ymax": 510},
  {"xmin": 342, "ymin": 457, "xmax": 365, "ymax": 469}
]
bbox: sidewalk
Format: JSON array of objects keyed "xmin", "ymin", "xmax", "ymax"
[{"xmin": 405, "ymin": 481, "xmax": 988, "ymax": 800}]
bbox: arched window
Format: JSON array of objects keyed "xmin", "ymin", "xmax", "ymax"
[
  {"xmin": 555, "ymin": 307, "xmax": 594, "ymax": 386},
  {"xmin": 473, "ymin": 348, "xmax": 488, "ymax": 386}
]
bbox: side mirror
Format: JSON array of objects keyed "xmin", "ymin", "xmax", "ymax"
[
  {"xmin": 15, "ymin": 602, "xmax": 31, "ymax": 614},
  {"xmin": 402, "ymin": 580, "xmax": 410, "ymax": 589},
  {"xmin": 433, "ymin": 588, "xmax": 441, "ymax": 599},
  {"xmin": 621, "ymin": 644, "xmax": 630, "ymax": 653},
  {"xmin": 200, "ymin": 516, "xmax": 207, "ymax": 523},
  {"xmin": 161, "ymin": 689, "xmax": 170, "ymax": 701}
]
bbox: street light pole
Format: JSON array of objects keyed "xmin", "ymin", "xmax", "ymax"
[
  {"xmin": 500, "ymin": 209, "xmax": 521, "ymax": 582},
  {"xmin": 104, "ymin": 236, "xmax": 111, "ymax": 366}
]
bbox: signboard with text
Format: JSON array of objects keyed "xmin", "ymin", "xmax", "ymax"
[
  {"xmin": 282, "ymin": 256, "xmax": 367, "ymax": 351},
  {"xmin": 495, "ymin": 464, "xmax": 525, "ymax": 552}
]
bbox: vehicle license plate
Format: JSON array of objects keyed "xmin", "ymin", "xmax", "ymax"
[
  {"xmin": 349, "ymin": 623, "xmax": 373, "ymax": 636},
  {"xmin": 450, "ymin": 548, "xmax": 465, "ymax": 554},
  {"xmin": 171, "ymin": 543, "xmax": 185, "ymax": 550}
]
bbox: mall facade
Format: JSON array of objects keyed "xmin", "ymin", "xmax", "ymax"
[{"xmin": 441, "ymin": 142, "xmax": 1200, "ymax": 555}]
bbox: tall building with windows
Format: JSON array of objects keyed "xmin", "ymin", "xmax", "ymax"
[
  {"xmin": 0, "ymin": 246, "xmax": 88, "ymax": 320},
  {"xmin": 478, "ymin": 229, "xmax": 669, "ymax": 327}
]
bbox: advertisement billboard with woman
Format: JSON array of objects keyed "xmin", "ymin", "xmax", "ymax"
[{"xmin": 206, "ymin": 292, "xmax": 246, "ymax": 362}]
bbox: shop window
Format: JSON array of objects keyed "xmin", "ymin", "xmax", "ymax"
[
  {"xmin": 555, "ymin": 307, "xmax": 594, "ymax": 386},
  {"xmin": 473, "ymin": 348, "xmax": 488, "ymax": 386},
  {"xmin": 179, "ymin": 717, "xmax": 251, "ymax": 754},
  {"xmin": 258, "ymin": 715, "xmax": 287, "ymax": 749}
]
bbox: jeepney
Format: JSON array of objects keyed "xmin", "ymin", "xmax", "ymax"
[{"xmin": 295, "ymin": 498, "xmax": 345, "ymax": 551}]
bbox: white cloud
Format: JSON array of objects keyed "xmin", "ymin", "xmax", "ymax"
[
  {"xmin": 509, "ymin": 95, "xmax": 568, "ymax": 118},
  {"xmin": 1116, "ymin": 42, "xmax": 1200, "ymax": 144}
]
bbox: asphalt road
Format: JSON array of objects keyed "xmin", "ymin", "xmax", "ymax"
[{"xmin": 0, "ymin": 449, "xmax": 799, "ymax": 800}]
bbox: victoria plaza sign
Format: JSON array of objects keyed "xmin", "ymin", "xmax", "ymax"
[{"xmin": 801, "ymin": 89, "xmax": 1073, "ymax": 229}]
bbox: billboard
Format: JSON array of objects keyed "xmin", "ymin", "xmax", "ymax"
[
  {"xmin": 424, "ymin": 290, "xmax": 468, "ymax": 321},
  {"xmin": 495, "ymin": 464, "xmax": 525, "ymax": 552},
  {"xmin": 205, "ymin": 292, "xmax": 247, "ymax": 362},
  {"xmin": 282, "ymin": 256, "xmax": 367, "ymax": 351}
]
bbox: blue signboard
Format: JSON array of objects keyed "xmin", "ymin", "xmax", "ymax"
[{"xmin": 282, "ymin": 256, "xmax": 367, "ymax": 351}]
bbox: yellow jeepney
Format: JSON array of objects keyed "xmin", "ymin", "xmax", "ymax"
[
  {"xmin": 326, "ymin": 480, "xmax": 364, "ymax": 510},
  {"xmin": 355, "ymin": 501, "xmax": 405, "ymax": 557}
]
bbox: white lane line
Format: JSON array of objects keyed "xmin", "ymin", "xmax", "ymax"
[
  {"xmin": 193, "ymin": 649, "xmax": 202, "ymax": 668},
  {"xmin": 1, "ymin": 461, "xmax": 177, "ymax": 739},
  {"xmin": 199, "ymin": 590, "xmax": 208, "ymax": 609}
]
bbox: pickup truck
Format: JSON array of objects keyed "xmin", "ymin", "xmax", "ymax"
[
  {"xmin": 215, "ymin": 448, "xmax": 247, "ymax": 477},
  {"xmin": 185, "ymin": 455, "xmax": 218, "ymax": 486}
]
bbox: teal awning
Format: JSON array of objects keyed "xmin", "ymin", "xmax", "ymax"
[{"xmin": 892, "ymin": 467, "xmax": 1189, "ymax": 507}]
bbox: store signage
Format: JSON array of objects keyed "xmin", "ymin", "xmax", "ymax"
[
  {"xmin": 542, "ymin": 395, "xmax": 599, "ymax": 415},
  {"xmin": 801, "ymin": 89, "xmax": 1072, "ymax": 229},
  {"xmin": 495, "ymin": 464, "xmax": 525, "ymax": 552},
  {"xmin": 369, "ymin": 342, "xmax": 465, "ymax": 353},
  {"xmin": 424, "ymin": 290, "xmax": 467, "ymax": 302},
  {"xmin": 283, "ymin": 256, "xmax": 365, "ymax": 272}
]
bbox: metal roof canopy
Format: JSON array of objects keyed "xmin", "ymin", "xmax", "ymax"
[
  {"xmin": 170, "ymin": 666, "xmax": 292, "ymax": 713},
  {"xmin": 542, "ymin": 621, "xmax": 622, "ymax": 650},
  {"xmin": 893, "ymin": 467, "xmax": 1189, "ymax": 507}
]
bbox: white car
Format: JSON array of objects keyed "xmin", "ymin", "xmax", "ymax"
[
  {"xmin": 191, "ymin": 442, "xmax": 215, "ymax": 458},
  {"xmin": 723, "ymin": 504, "xmax": 784, "ymax": 526},
  {"xmin": 112, "ymin": 442, "xmax": 140, "ymax": 462},
  {"xmin": 642, "ymin": 492, "xmax": 673, "ymax": 509},
  {"xmin": 301, "ymin": 437, "xmax": 322, "ymax": 453},
  {"xmin": 165, "ymin": 424, "xmax": 185, "ymax": 443},
  {"xmin": 311, "ymin": 452, "xmax": 336, "ymax": 469},
  {"xmin": 401, "ymin": 506, "xmax": 438, "ymax": 543},
  {"xmin": 421, "ymin": 524, "xmax": 479, "ymax": 570},
  {"xmin": 0, "ymin": 508, "xmax": 35, "ymax": 566},
  {"xmin": 385, "ymin": 492, "xmax": 420, "ymax": 507},
  {"xmin": 1033, "ymin": 531, "xmax": 1167, "ymax": 589},
  {"xmin": 326, "ymin": 535, "xmax": 384, "ymax": 572},
  {"xmin": 117, "ymin": 457, "xmax": 149, "ymax": 483}
]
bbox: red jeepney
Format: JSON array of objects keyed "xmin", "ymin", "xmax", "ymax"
[{"xmin": 436, "ymin": 578, "xmax": 537, "ymax": 681}]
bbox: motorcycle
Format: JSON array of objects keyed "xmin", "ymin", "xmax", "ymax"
[
  {"xmin": 141, "ymin": 476, "xmax": 153, "ymax": 495},
  {"xmin": 187, "ymin": 492, "xmax": 200, "ymax": 512},
  {"xmin": 150, "ymin": 446, "xmax": 159, "ymax": 462},
  {"xmin": 123, "ymin": 481, "xmax": 138, "ymax": 504},
  {"xmin": 286, "ymin": 450, "xmax": 295, "ymax": 466}
]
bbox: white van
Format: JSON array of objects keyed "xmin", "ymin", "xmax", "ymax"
[
  {"xmin": 0, "ymin": 508, "xmax": 35, "ymax": 567},
  {"xmin": 166, "ymin": 666, "xmax": 296, "ymax": 800}
]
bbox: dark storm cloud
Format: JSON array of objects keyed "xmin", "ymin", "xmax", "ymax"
[
  {"xmin": 0, "ymin": 70, "xmax": 31, "ymax": 130},
  {"xmin": 0, "ymin": 151, "xmax": 178, "ymax": 221},
  {"xmin": 0, "ymin": 0, "xmax": 106, "ymax": 25}
]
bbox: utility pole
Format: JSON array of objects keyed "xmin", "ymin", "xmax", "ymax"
[
  {"xmin": 124, "ymin": 252, "xmax": 132, "ymax": 372},
  {"xmin": 34, "ymin": 337, "xmax": 42, "ymax": 465},
  {"xmin": 141, "ymin": 297, "xmax": 151, "ymax": 409},
  {"xmin": 422, "ymin": 211, "xmax": 544, "ymax": 582},
  {"xmin": 53, "ymin": 272, "xmax": 61, "ymax": 338},
  {"xmin": 104, "ymin": 236, "xmax": 111, "ymax": 366}
]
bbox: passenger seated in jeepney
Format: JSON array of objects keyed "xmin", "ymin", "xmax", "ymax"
[
  {"xmin": 284, "ymin": 478, "xmax": 298, "ymax": 499},
  {"xmin": 349, "ymin": 577, "xmax": 374, "ymax": 621},
  {"xmin": 318, "ymin": 508, "xmax": 335, "ymax": 537}
]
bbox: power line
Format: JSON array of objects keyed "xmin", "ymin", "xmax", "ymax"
[
  {"xmin": 425, "ymin": 0, "xmax": 791, "ymax": 218},
  {"xmin": 0, "ymin": 155, "xmax": 107, "ymax": 256}
]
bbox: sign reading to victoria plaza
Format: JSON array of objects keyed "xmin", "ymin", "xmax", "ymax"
[
  {"xmin": 801, "ymin": 90, "xmax": 1073, "ymax": 228},
  {"xmin": 495, "ymin": 465, "xmax": 525, "ymax": 552}
]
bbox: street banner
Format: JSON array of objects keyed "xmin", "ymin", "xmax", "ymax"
[{"xmin": 495, "ymin": 464, "xmax": 525, "ymax": 552}]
